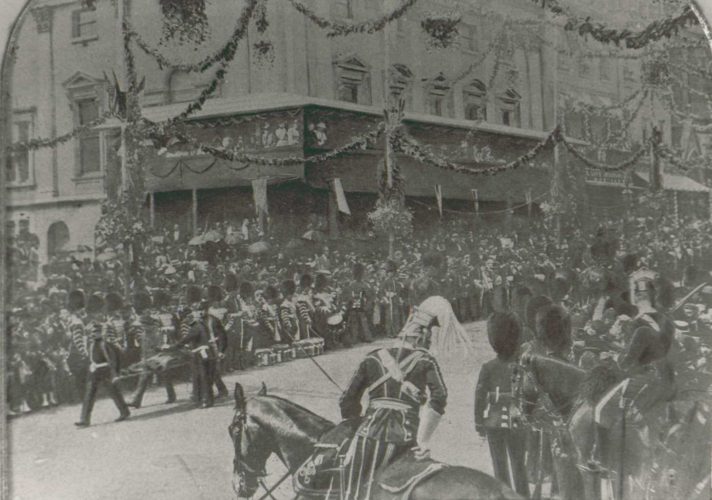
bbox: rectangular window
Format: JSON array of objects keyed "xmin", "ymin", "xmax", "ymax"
[
  {"xmin": 8, "ymin": 112, "xmax": 34, "ymax": 185},
  {"xmin": 338, "ymin": 82, "xmax": 359, "ymax": 103},
  {"xmin": 429, "ymin": 95, "xmax": 444, "ymax": 116},
  {"xmin": 77, "ymin": 98, "xmax": 101, "ymax": 175},
  {"xmin": 72, "ymin": 9, "xmax": 98, "ymax": 40}
]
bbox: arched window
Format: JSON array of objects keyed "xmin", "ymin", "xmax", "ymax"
[
  {"xmin": 426, "ymin": 72, "xmax": 451, "ymax": 117},
  {"xmin": 47, "ymin": 222, "xmax": 70, "ymax": 259},
  {"xmin": 463, "ymin": 79, "xmax": 487, "ymax": 121},
  {"xmin": 498, "ymin": 88, "xmax": 521, "ymax": 127}
]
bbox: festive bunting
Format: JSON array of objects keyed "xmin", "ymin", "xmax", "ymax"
[
  {"xmin": 287, "ymin": 0, "xmax": 418, "ymax": 38},
  {"xmin": 9, "ymin": 112, "xmax": 114, "ymax": 152},
  {"xmin": 559, "ymin": 133, "xmax": 648, "ymax": 172}
]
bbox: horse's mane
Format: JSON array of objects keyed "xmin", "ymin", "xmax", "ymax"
[{"xmin": 247, "ymin": 394, "xmax": 335, "ymax": 441}]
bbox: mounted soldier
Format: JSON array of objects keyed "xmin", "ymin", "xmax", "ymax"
[{"xmin": 294, "ymin": 296, "xmax": 471, "ymax": 500}]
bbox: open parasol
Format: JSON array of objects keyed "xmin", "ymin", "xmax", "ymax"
[
  {"xmin": 188, "ymin": 235, "xmax": 204, "ymax": 246},
  {"xmin": 202, "ymin": 229, "xmax": 222, "ymax": 243},
  {"xmin": 302, "ymin": 230, "xmax": 327, "ymax": 242},
  {"xmin": 248, "ymin": 241, "xmax": 270, "ymax": 254}
]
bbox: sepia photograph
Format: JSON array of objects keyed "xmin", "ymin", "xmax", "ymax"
[{"xmin": 1, "ymin": 0, "xmax": 712, "ymax": 498}]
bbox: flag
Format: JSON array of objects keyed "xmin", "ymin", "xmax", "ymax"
[
  {"xmin": 252, "ymin": 178, "xmax": 268, "ymax": 218},
  {"xmin": 435, "ymin": 184, "xmax": 443, "ymax": 218},
  {"xmin": 471, "ymin": 189, "xmax": 479, "ymax": 214},
  {"xmin": 333, "ymin": 178, "xmax": 351, "ymax": 215}
]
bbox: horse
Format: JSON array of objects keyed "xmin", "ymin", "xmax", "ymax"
[
  {"xmin": 514, "ymin": 353, "xmax": 709, "ymax": 500},
  {"xmin": 228, "ymin": 383, "xmax": 524, "ymax": 500}
]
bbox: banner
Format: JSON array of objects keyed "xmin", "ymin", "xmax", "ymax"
[
  {"xmin": 471, "ymin": 189, "xmax": 479, "ymax": 214},
  {"xmin": 333, "ymin": 178, "xmax": 351, "ymax": 215},
  {"xmin": 252, "ymin": 178, "xmax": 269, "ymax": 218},
  {"xmin": 435, "ymin": 184, "xmax": 443, "ymax": 218}
]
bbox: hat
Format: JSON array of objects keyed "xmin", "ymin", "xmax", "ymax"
[
  {"xmin": 525, "ymin": 295, "xmax": 553, "ymax": 331},
  {"xmin": 224, "ymin": 273, "xmax": 238, "ymax": 292},
  {"xmin": 105, "ymin": 292, "xmax": 124, "ymax": 313},
  {"xmin": 67, "ymin": 290, "xmax": 85, "ymax": 312},
  {"xmin": 133, "ymin": 292, "xmax": 152, "ymax": 312},
  {"xmin": 86, "ymin": 293, "xmax": 105, "ymax": 315},
  {"xmin": 281, "ymin": 280, "xmax": 296, "ymax": 297},
  {"xmin": 487, "ymin": 312, "xmax": 521, "ymax": 359},
  {"xmin": 186, "ymin": 285, "xmax": 202, "ymax": 305},
  {"xmin": 239, "ymin": 281, "xmax": 254, "ymax": 297},
  {"xmin": 205, "ymin": 285, "xmax": 223, "ymax": 304},
  {"xmin": 398, "ymin": 296, "xmax": 472, "ymax": 354},
  {"xmin": 153, "ymin": 289, "xmax": 171, "ymax": 308}
]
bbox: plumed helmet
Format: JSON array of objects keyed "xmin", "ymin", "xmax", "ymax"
[
  {"xmin": 535, "ymin": 304, "xmax": 572, "ymax": 354},
  {"xmin": 398, "ymin": 296, "xmax": 472, "ymax": 354},
  {"xmin": 487, "ymin": 312, "xmax": 521, "ymax": 359},
  {"xmin": 133, "ymin": 292, "xmax": 152, "ymax": 312},
  {"xmin": 153, "ymin": 289, "xmax": 172, "ymax": 308},
  {"xmin": 105, "ymin": 292, "xmax": 124, "ymax": 313},
  {"xmin": 205, "ymin": 284, "xmax": 224, "ymax": 304},
  {"xmin": 224, "ymin": 273, "xmax": 239, "ymax": 292},
  {"xmin": 525, "ymin": 295, "xmax": 553, "ymax": 331},
  {"xmin": 186, "ymin": 285, "xmax": 202, "ymax": 305},
  {"xmin": 86, "ymin": 293, "xmax": 105, "ymax": 315},
  {"xmin": 67, "ymin": 289, "xmax": 85, "ymax": 312}
]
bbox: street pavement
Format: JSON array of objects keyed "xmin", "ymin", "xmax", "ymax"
[{"xmin": 10, "ymin": 321, "xmax": 495, "ymax": 500}]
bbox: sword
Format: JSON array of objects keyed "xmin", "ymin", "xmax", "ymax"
[{"xmin": 671, "ymin": 282, "xmax": 709, "ymax": 314}]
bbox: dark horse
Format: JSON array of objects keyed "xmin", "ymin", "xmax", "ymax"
[
  {"xmin": 228, "ymin": 383, "xmax": 524, "ymax": 499},
  {"xmin": 514, "ymin": 354, "xmax": 708, "ymax": 500}
]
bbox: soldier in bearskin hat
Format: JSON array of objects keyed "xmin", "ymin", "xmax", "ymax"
[
  {"xmin": 128, "ymin": 292, "xmax": 177, "ymax": 408},
  {"xmin": 175, "ymin": 285, "xmax": 215, "ymax": 408},
  {"xmin": 256, "ymin": 285, "xmax": 280, "ymax": 349},
  {"xmin": 474, "ymin": 312, "xmax": 529, "ymax": 497},
  {"xmin": 75, "ymin": 294, "xmax": 130, "ymax": 427},
  {"xmin": 231, "ymin": 281, "xmax": 259, "ymax": 369},
  {"xmin": 279, "ymin": 280, "xmax": 300, "ymax": 342},
  {"xmin": 205, "ymin": 284, "xmax": 229, "ymax": 399},
  {"xmin": 222, "ymin": 273, "xmax": 240, "ymax": 371},
  {"xmin": 104, "ymin": 292, "xmax": 126, "ymax": 350},
  {"xmin": 342, "ymin": 262, "xmax": 373, "ymax": 347},
  {"xmin": 65, "ymin": 289, "xmax": 89, "ymax": 400},
  {"xmin": 295, "ymin": 274, "xmax": 316, "ymax": 340},
  {"xmin": 535, "ymin": 304, "xmax": 573, "ymax": 361}
]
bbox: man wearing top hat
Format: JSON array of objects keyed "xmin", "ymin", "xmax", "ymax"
[{"xmin": 75, "ymin": 294, "xmax": 130, "ymax": 427}]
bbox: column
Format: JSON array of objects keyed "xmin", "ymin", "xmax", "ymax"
[
  {"xmin": 192, "ymin": 189, "xmax": 198, "ymax": 235},
  {"xmin": 149, "ymin": 191, "xmax": 155, "ymax": 228}
]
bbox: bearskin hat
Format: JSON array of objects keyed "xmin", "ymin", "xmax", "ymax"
[
  {"xmin": 224, "ymin": 273, "xmax": 239, "ymax": 292},
  {"xmin": 153, "ymin": 290, "xmax": 171, "ymax": 308},
  {"xmin": 205, "ymin": 285, "xmax": 223, "ymax": 304},
  {"xmin": 422, "ymin": 252, "xmax": 443, "ymax": 269},
  {"xmin": 281, "ymin": 279, "xmax": 296, "ymax": 297},
  {"xmin": 487, "ymin": 312, "xmax": 521, "ymax": 359},
  {"xmin": 67, "ymin": 290, "xmax": 85, "ymax": 312},
  {"xmin": 525, "ymin": 295, "xmax": 553, "ymax": 331},
  {"xmin": 239, "ymin": 281, "xmax": 254, "ymax": 298},
  {"xmin": 314, "ymin": 274, "xmax": 328, "ymax": 290},
  {"xmin": 653, "ymin": 278, "xmax": 675, "ymax": 310},
  {"xmin": 590, "ymin": 229, "xmax": 619, "ymax": 262},
  {"xmin": 353, "ymin": 263, "xmax": 365, "ymax": 280},
  {"xmin": 185, "ymin": 285, "xmax": 202, "ymax": 305},
  {"xmin": 622, "ymin": 254, "xmax": 639, "ymax": 274},
  {"xmin": 105, "ymin": 292, "xmax": 124, "ymax": 313},
  {"xmin": 300, "ymin": 273, "xmax": 314, "ymax": 288},
  {"xmin": 86, "ymin": 293, "xmax": 105, "ymax": 315},
  {"xmin": 263, "ymin": 285, "xmax": 280, "ymax": 302},
  {"xmin": 133, "ymin": 292, "xmax": 152, "ymax": 312},
  {"xmin": 535, "ymin": 305, "xmax": 572, "ymax": 353}
]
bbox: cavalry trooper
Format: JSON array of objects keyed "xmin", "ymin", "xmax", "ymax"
[
  {"xmin": 474, "ymin": 312, "xmax": 529, "ymax": 498},
  {"xmin": 205, "ymin": 285, "xmax": 229, "ymax": 399},
  {"xmin": 176, "ymin": 286, "xmax": 216, "ymax": 408},
  {"xmin": 335, "ymin": 296, "xmax": 464, "ymax": 500},
  {"xmin": 128, "ymin": 292, "xmax": 176, "ymax": 409},
  {"xmin": 64, "ymin": 289, "xmax": 89, "ymax": 401},
  {"xmin": 75, "ymin": 294, "xmax": 130, "ymax": 427}
]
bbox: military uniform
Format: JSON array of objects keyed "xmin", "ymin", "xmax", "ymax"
[
  {"xmin": 338, "ymin": 346, "xmax": 447, "ymax": 500},
  {"xmin": 278, "ymin": 297, "xmax": 300, "ymax": 342},
  {"xmin": 205, "ymin": 312, "xmax": 229, "ymax": 398},
  {"xmin": 64, "ymin": 310, "xmax": 88, "ymax": 400},
  {"xmin": 129, "ymin": 312, "xmax": 176, "ymax": 408},
  {"xmin": 342, "ymin": 280, "xmax": 373, "ymax": 346},
  {"xmin": 177, "ymin": 314, "xmax": 216, "ymax": 408}
]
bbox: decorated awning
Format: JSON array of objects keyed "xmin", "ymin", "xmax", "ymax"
[{"xmin": 635, "ymin": 172, "xmax": 710, "ymax": 192}]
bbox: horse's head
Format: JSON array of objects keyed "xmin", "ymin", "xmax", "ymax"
[{"xmin": 228, "ymin": 383, "xmax": 272, "ymax": 498}]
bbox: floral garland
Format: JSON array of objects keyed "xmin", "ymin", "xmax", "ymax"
[
  {"xmin": 656, "ymin": 145, "xmax": 691, "ymax": 172},
  {"xmin": 559, "ymin": 133, "xmax": 649, "ymax": 172},
  {"xmin": 158, "ymin": 0, "xmax": 209, "ymax": 46},
  {"xmin": 562, "ymin": 6, "xmax": 699, "ymax": 49},
  {"xmin": 667, "ymin": 71, "xmax": 712, "ymax": 118},
  {"xmin": 9, "ymin": 112, "xmax": 114, "ymax": 152},
  {"xmin": 127, "ymin": 0, "xmax": 259, "ymax": 73},
  {"xmin": 391, "ymin": 127, "xmax": 558, "ymax": 176},
  {"xmin": 94, "ymin": 195, "xmax": 150, "ymax": 250},
  {"xmin": 367, "ymin": 198, "xmax": 413, "ymax": 238},
  {"xmin": 287, "ymin": 0, "xmax": 418, "ymax": 37},
  {"xmin": 451, "ymin": 28, "xmax": 502, "ymax": 84},
  {"xmin": 143, "ymin": 120, "xmax": 386, "ymax": 167}
]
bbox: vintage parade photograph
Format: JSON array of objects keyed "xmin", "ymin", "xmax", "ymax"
[{"xmin": 1, "ymin": 0, "xmax": 712, "ymax": 498}]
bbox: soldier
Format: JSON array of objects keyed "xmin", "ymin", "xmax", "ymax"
[
  {"xmin": 383, "ymin": 260, "xmax": 405, "ymax": 338},
  {"xmin": 75, "ymin": 294, "xmax": 130, "ymax": 427},
  {"xmin": 333, "ymin": 296, "xmax": 458, "ymax": 500},
  {"xmin": 64, "ymin": 290, "xmax": 89, "ymax": 402},
  {"xmin": 408, "ymin": 253, "xmax": 443, "ymax": 309},
  {"xmin": 342, "ymin": 263, "xmax": 373, "ymax": 347},
  {"xmin": 256, "ymin": 285, "xmax": 281, "ymax": 348},
  {"xmin": 205, "ymin": 285, "xmax": 229, "ymax": 399},
  {"xmin": 104, "ymin": 292, "xmax": 126, "ymax": 350},
  {"xmin": 474, "ymin": 312, "xmax": 529, "ymax": 497},
  {"xmin": 128, "ymin": 292, "xmax": 176, "ymax": 409},
  {"xmin": 279, "ymin": 280, "xmax": 300, "ymax": 342},
  {"xmin": 176, "ymin": 286, "xmax": 215, "ymax": 408},
  {"xmin": 227, "ymin": 281, "xmax": 259, "ymax": 370},
  {"xmin": 295, "ymin": 274, "xmax": 315, "ymax": 340},
  {"xmin": 222, "ymin": 273, "xmax": 240, "ymax": 371}
]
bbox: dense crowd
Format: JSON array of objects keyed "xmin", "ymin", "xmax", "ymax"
[{"xmin": 5, "ymin": 212, "xmax": 712, "ymax": 416}]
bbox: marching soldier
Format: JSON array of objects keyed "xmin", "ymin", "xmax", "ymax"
[
  {"xmin": 205, "ymin": 285, "xmax": 229, "ymax": 399},
  {"xmin": 176, "ymin": 286, "xmax": 216, "ymax": 408},
  {"xmin": 474, "ymin": 312, "xmax": 529, "ymax": 497},
  {"xmin": 279, "ymin": 280, "xmax": 300, "ymax": 342},
  {"xmin": 75, "ymin": 294, "xmax": 130, "ymax": 427},
  {"xmin": 64, "ymin": 289, "xmax": 89, "ymax": 401},
  {"xmin": 128, "ymin": 292, "xmax": 176, "ymax": 409}
]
